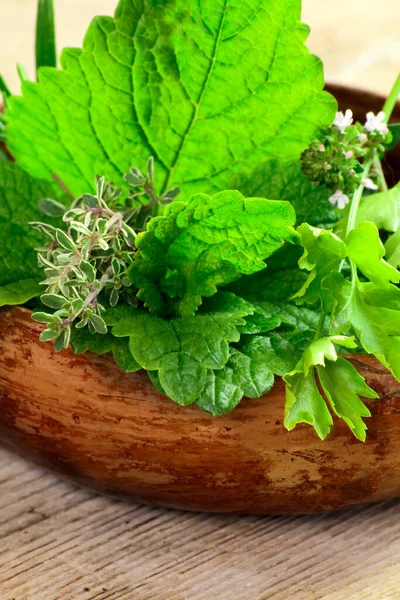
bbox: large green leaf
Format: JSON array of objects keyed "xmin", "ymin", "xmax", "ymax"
[
  {"xmin": 6, "ymin": 0, "xmax": 336, "ymax": 198},
  {"xmin": 71, "ymin": 327, "xmax": 140, "ymax": 372},
  {"xmin": 111, "ymin": 309, "xmax": 245, "ymax": 405},
  {"xmin": 0, "ymin": 161, "xmax": 60, "ymax": 306},
  {"xmin": 129, "ymin": 190, "xmax": 299, "ymax": 316},
  {"xmin": 230, "ymin": 159, "xmax": 337, "ymax": 227}
]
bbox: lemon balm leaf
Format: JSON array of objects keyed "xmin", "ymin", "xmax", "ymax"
[{"xmin": 6, "ymin": 0, "xmax": 336, "ymax": 198}]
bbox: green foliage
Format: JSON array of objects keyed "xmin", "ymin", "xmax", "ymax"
[
  {"xmin": 356, "ymin": 183, "xmax": 400, "ymax": 232},
  {"xmin": 110, "ymin": 307, "xmax": 246, "ymax": 406},
  {"xmin": 346, "ymin": 222, "xmax": 400, "ymax": 287},
  {"xmin": 323, "ymin": 272, "xmax": 400, "ymax": 380},
  {"xmin": 387, "ymin": 123, "xmax": 400, "ymax": 151},
  {"xmin": 31, "ymin": 176, "xmax": 138, "ymax": 350},
  {"xmin": 36, "ymin": 0, "xmax": 57, "ymax": 74},
  {"xmin": 4, "ymin": 0, "xmax": 399, "ymax": 444},
  {"xmin": 129, "ymin": 190, "xmax": 299, "ymax": 317},
  {"xmin": 284, "ymin": 335, "xmax": 375, "ymax": 440},
  {"xmin": 318, "ymin": 357, "xmax": 376, "ymax": 441},
  {"xmin": 230, "ymin": 159, "xmax": 337, "ymax": 227},
  {"xmin": 295, "ymin": 222, "xmax": 400, "ymax": 305},
  {"xmin": 6, "ymin": 0, "xmax": 335, "ymax": 198},
  {"xmin": 71, "ymin": 327, "xmax": 140, "ymax": 372},
  {"xmin": 0, "ymin": 161, "xmax": 63, "ymax": 306},
  {"xmin": 301, "ymin": 112, "xmax": 391, "ymax": 196},
  {"xmin": 293, "ymin": 224, "xmax": 347, "ymax": 305},
  {"xmin": 0, "ymin": 279, "xmax": 42, "ymax": 307},
  {"xmin": 196, "ymin": 346, "xmax": 275, "ymax": 416},
  {"xmin": 385, "ymin": 228, "xmax": 400, "ymax": 268}
]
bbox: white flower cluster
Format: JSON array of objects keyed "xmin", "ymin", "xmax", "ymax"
[
  {"xmin": 328, "ymin": 109, "xmax": 387, "ymax": 209},
  {"xmin": 332, "ymin": 109, "xmax": 388, "ymax": 136}
]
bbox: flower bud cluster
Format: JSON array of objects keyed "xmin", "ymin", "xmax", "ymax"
[{"xmin": 301, "ymin": 110, "xmax": 392, "ymax": 201}]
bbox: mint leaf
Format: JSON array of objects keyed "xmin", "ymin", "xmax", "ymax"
[
  {"xmin": 293, "ymin": 224, "xmax": 347, "ymax": 305},
  {"xmin": 0, "ymin": 161, "xmax": 62, "ymax": 306},
  {"xmin": 130, "ymin": 190, "xmax": 299, "ymax": 316},
  {"xmin": 231, "ymin": 160, "xmax": 337, "ymax": 227},
  {"xmin": 71, "ymin": 328, "xmax": 140, "ymax": 372},
  {"xmin": 237, "ymin": 335, "xmax": 295, "ymax": 379},
  {"xmin": 196, "ymin": 366, "xmax": 244, "ymax": 417},
  {"xmin": 7, "ymin": 0, "xmax": 336, "ymax": 198},
  {"xmin": 200, "ymin": 291, "xmax": 284, "ymax": 334},
  {"xmin": 317, "ymin": 357, "xmax": 376, "ymax": 442},
  {"xmin": 111, "ymin": 310, "xmax": 244, "ymax": 405},
  {"xmin": 0, "ymin": 279, "xmax": 42, "ymax": 307},
  {"xmin": 252, "ymin": 300, "xmax": 321, "ymax": 333},
  {"xmin": 229, "ymin": 346, "xmax": 275, "ymax": 399},
  {"xmin": 199, "ymin": 291, "xmax": 255, "ymax": 320},
  {"xmin": 196, "ymin": 341, "xmax": 277, "ymax": 416}
]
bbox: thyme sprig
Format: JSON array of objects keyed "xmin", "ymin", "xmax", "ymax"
[
  {"xmin": 31, "ymin": 177, "xmax": 138, "ymax": 350},
  {"xmin": 31, "ymin": 159, "xmax": 181, "ymax": 350}
]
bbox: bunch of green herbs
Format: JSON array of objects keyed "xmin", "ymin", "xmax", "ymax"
[{"xmin": 0, "ymin": 0, "xmax": 400, "ymax": 441}]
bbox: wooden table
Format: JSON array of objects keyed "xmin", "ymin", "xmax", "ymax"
[{"xmin": 1, "ymin": 446, "xmax": 399, "ymax": 600}]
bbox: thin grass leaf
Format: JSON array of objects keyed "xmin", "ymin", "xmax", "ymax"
[
  {"xmin": 0, "ymin": 75, "xmax": 11, "ymax": 108},
  {"xmin": 36, "ymin": 0, "xmax": 57, "ymax": 75},
  {"xmin": 17, "ymin": 63, "xmax": 30, "ymax": 84}
]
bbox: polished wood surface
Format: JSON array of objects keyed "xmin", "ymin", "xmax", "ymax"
[{"xmin": 1, "ymin": 306, "xmax": 400, "ymax": 514}]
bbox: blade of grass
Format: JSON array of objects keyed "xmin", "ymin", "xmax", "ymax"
[
  {"xmin": 17, "ymin": 63, "xmax": 30, "ymax": 84},
  {"xmin": 36, "ymin": 0, "xmax": 57, "ymax": 76},
  {"xmin": 0, "ymin": 75, "xmax": 11, "ymax": 107}
]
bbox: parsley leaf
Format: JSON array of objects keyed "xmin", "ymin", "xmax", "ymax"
[
  {"xmin": 385, "ymin": 228, "xmax": 400, "ymax": 268},
  {"xmin": 129, "ymin": 190, "xmax": 299, "ymax": 316},
  {"xmin": 323, "ymin": 272, "xmax": 400, "ymax": 380},
  {"xmin": 293, "ymin": 223, "xmax": 347, "ymax": 305},
  {"xmin": 284, "ymin": 335, "xmax": 375, "ymax": 440},
  {"xmin": 6, "ymin": 0, "xmax": 335, "ymax": 198},
  {"xmin": 356, "ymin": 182, "xmax": 400, "ymax": 232},
  {"xmin": 346, "ymin": 221, "xmax": 400, "ymax": 287},
  {"xmin": 0, "ymin": 161, "xmax": 61, "ymax": 306},
  {"xmin": 317, "ymin": 357, "xmax": 376, "ymax": 441}
]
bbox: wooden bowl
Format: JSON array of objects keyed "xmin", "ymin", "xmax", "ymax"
[{"xmin": 0, "ymin": 84, "xmax": 399, "ymax": 515}]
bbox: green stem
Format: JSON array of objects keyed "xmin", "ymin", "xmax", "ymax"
[
  {"xmin": 382, "ymin": 73, "xmax": 400, "ymax": 122},
  {"xmin": 345, "ymin": 155, "xmax": 374, "ymax": 238},
  {"xmin": 372, "ymin": 155, "xmax": 388, "ymax": 192},
  {"xmin": 313, "ymin": 310, "xmax": 326, "ymax": 342}
]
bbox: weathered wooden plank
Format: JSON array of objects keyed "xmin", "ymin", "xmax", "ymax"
[{"xmin": 0, "ymin": 448, "xmax": 399, "ymax": 600}]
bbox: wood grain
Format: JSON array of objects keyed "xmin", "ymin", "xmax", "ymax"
[
  {"xmin": 1, "ymin": 306, "xmax": 400, "ymax": 515},
  {"xmin": 0, "ymin": 446, "xmax": 400, "ymax": 600}
]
